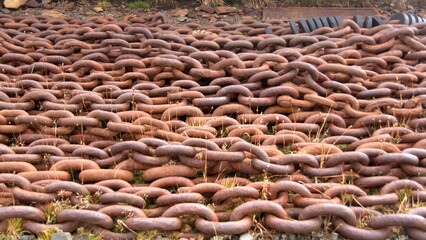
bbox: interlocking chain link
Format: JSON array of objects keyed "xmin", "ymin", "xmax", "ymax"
[{"xmin": 0, "ymin": 13, "xmax": 426, "ymax": 239}]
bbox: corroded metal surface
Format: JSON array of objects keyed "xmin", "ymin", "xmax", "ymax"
[{"xmin": 0, "ymin": 13, "xmax": 425, "ymax": 240}]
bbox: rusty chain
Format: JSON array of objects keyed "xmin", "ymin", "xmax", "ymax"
[{"xmin": 0, "ymin": 13, "xmax": 426, "ymax": 239}]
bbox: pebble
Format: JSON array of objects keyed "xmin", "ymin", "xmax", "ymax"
[
  {"xmin": 288, "ymin": 234, "xmax": 297, "ymax": 240},
  {"xmin": 0, "ymin": 8, "xmax": 11, "ymax": 13},
  {"xmin": 93, "ymin": 7, "xmax": 104, "ymax": 12},
  {"xmin": 331, "ymin": 232, "xmax": 339, "ymax": 240},
  {"xmin": 176, "ymin": 16, "xmax": 187, "ymax": 22},
  {"xmin": 199, "ymin": 5, "xmax": 215, "ymax": 14},
  {"xmin": 74, "ymin": 236, "xmax": 89, "ymax": 240},
  {"xmin": 51, "ymin": 232, "xmax": 73, "ymax": 240},
  {"xmin": 25, "ymin": 0, "xmax": 42, "ymax": 8},
  {"xmin": 19, "ymin": 235, "xmax": 36, "ymax": 240},
  {"xmin": 239, "ymin": 233, "xmax": 254, "ymax": 240}
]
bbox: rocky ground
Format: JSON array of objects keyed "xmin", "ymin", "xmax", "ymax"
[{"xmin": 0, "ymin": 0, "xmax": 425, "ymax": 25}]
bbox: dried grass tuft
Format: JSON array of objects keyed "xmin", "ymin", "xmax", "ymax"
[
  {"xmin": 149, "ymin": 0, "xmax": 178, "ymax": 8},
  {"xmin": 242, "ymin": 0, "xmax": 275, "ymax": 9},
  {"xmin": 200, "ymin": 0, "xmax": 225, "ymax": 7}
]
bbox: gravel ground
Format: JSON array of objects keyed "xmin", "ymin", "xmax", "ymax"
[{"xmin": 1, "ymin": 0, "xmax": 425, "ymax": 25}]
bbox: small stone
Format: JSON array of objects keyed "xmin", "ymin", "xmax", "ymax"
[
  {"xmin": 51, "ymin": 232, "xmax": 72, "ymax": 240},
  {"xmin": 199, "ymin": 5, "xmax": 215, "ymax": 14},
  {"xmin": 176, "ymin": 16, "xmax": 187, "ymax": 22},
  {"xmin": 187, "ymin": 13, "xmax": 196, "ymax": 18},
  {"xmin": 243, "ymin": 7, "xmax": 261, "ymax": 17},
  {"xmin": 76, "ymin": 227, "xmax": 85, "ymax": 234},
  {"xmin": 330, "ymin": 232, "xmax": 339, "ymax": 240},
  {"xmin": 19, "ymin": 235, "xmax": 36, "ymax": 240},
  {"xmin": 42, "ymin": 9, "xmax": 67, "ymax": 18},
  {"xmin": 1, "ymin": 8, "xmax": 12, "ymax": 13},
  {"xmin": 288, "ymin": 234, "xmax": 297, "ymax": 240},
  {"xmin": 178, "ymin": 238, "xmax": 189, "ymax": 240},
  {"xmin": 74, "ymin": 237, "xmax": 89, "ymax": 240},
  {"xmin": 25, "ymin": 0, "xmax": 42, "ymax": 8},
  {"xmin": 210, "ymin": 16, "xmax": 217, "ymax": 22},
  {"xmin": 172, "ymin": 8, "xmax": 188, "ymax": 17},
  {"xmin": 241, "ymin": 16, "xmax": 254, "ymax": 20},
  {"xmin": 215, "ymin": 6, "xmax": 236, "ymax": 14},
  {"xmin": 222, "ymin": 16, "xmax": 235, "ymax": 23},
  {"xmin": 4, "ymin": 0, "xmax": 29, "ymax": 8},
  {"xmin": 274, "ymin": 234, "xmax": 281, "ymax": 240},
  {"xmin": 93, "ymin": 6, "xmax": 104, "ymax": 12},
  {"xmin": 239, "ymin": 233, "xmax": 253, "ymax": 240}
]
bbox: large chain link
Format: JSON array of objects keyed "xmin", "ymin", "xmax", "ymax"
[{"xmin": 0, "ymin": 13, "xmax": 426, "ymax": 239}]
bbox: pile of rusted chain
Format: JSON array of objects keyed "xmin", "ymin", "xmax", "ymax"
[{"xmin": 0, "ymin": 12, "xmax": 426, "ymax": 240}]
